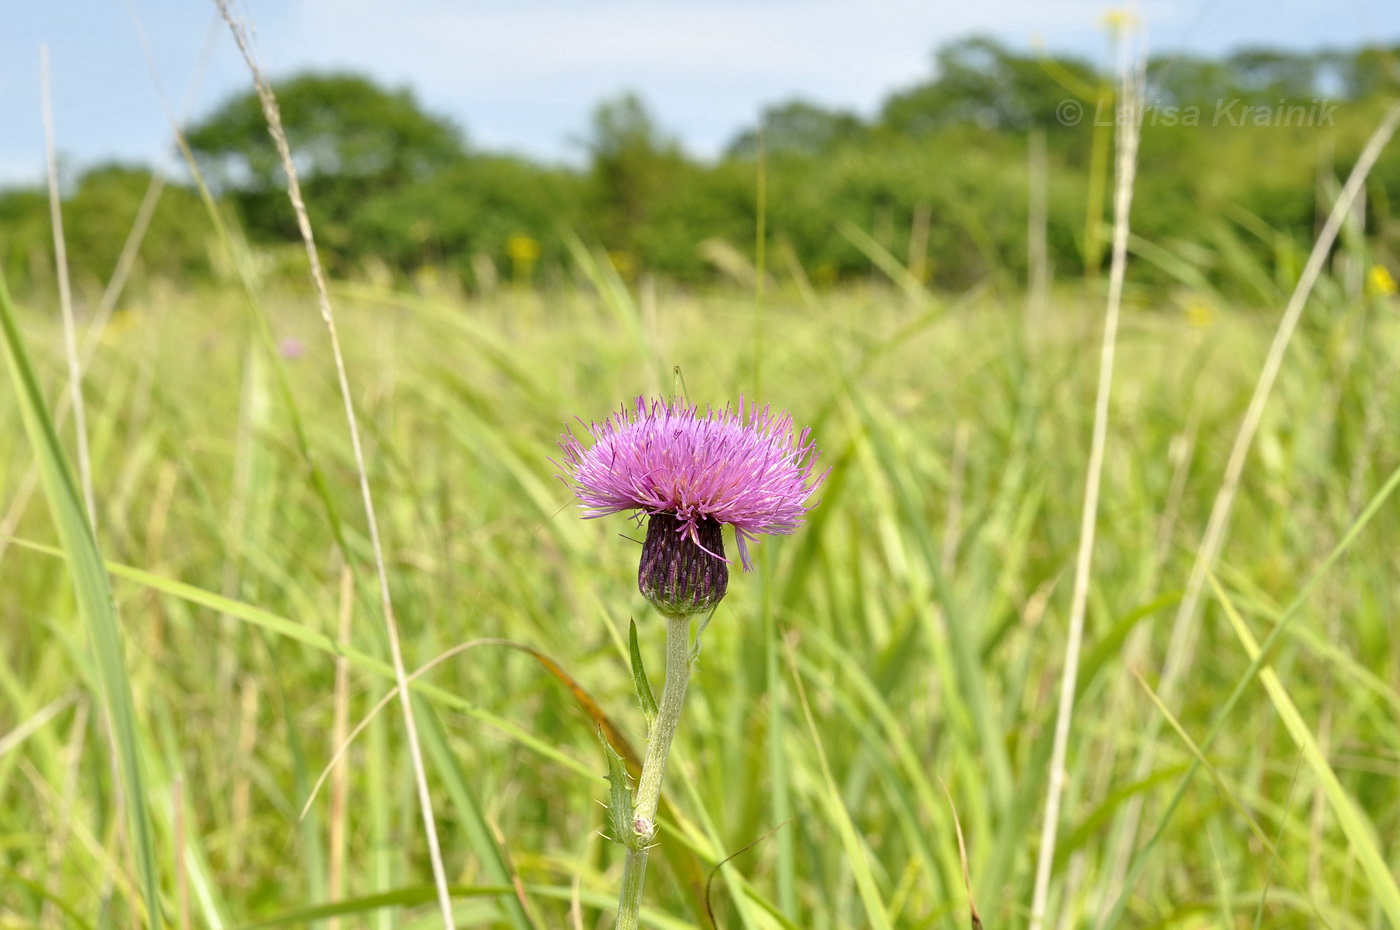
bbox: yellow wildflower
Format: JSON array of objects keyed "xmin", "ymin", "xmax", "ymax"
[
  {"xmin": 1367, "ymin": 265, "xmax": 1397, "ymax": 297},
  {"xmin": 506, "ymin": 233, "xmax": 541, "ymax": 283},
  {"xmin": 1184, "ymin": 297, "xmax": 1217, "ymax": 328},
  {"xmin": 608, "ymin": 250, "xmax": 636, "ymax": 282}
]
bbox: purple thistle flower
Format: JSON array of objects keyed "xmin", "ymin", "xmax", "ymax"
[{"xmin": 558, "ymin": 396, "xmax": 825, "ymax": 615}]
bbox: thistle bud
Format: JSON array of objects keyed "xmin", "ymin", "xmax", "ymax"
[{"xmin": 637, "ymin": 512, "xmax": 728, "ymax": 617}]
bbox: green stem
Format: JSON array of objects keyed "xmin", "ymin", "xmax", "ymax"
[{"xmin": 616, "ymin": 613, "xmax": 694, "ymax": 930}]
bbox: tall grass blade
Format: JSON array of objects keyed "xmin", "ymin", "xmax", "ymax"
[
  {"xmin": 784, "ymin": 636, "xmax": 894, "ymax": 930},
  {"xmin": 837, "ymin": 220, "xmax": 932, "ymax": 308},
  {"xmin": 1099, "ymin": 458, "xmax": 1400, "ymax": 928},
  {"xmin": 0, "ymin": 272, "xmax": 162, "ymax": 926},
  {"xmin": 562, "ymin": 231, "xmax": 664, "ymax": 392},
  {"xmin": 762, "ymin": 581, "xmax": 796, "ymax": 918},
  {"xmin": 415, "ymin": 705, "xmax": 539, "ymax": 930},
  {"xmin": 1209, "ymin": 574, "xmax": 1400, "ymax": 926}
]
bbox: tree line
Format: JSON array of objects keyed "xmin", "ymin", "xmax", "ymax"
[{"xmin": 3, "ymin": 36, "xmax": 1399, "ymax": 296}]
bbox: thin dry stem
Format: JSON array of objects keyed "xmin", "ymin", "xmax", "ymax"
[
  {"xmin": 40, "ymin": 46, "xmax": 96, "ymax": 529},
  {"xmin": 1028, "ymin": 34, "xmax": 1144, "ymax": 930},
  {"xmin": 1150, "ymin": 412, "xmax": 1199, "ymax": 582},
  {"xmin": 228, "ymin": 677, "xmax": 258, "ymax": 876},
  {"xmin": 0, "ymin": 695, "xmax": 76, "ymax": 757},
  {"xmin": 94, "ymin": 167, "xmax": 165, "ymax": 325},
  {"xmin": 143, "ymin": 461, "xmax": 180, "ymax": 565},
  {"xmin": 18, "ymin": 754, "xmax": 131, "ymax": 898},
  {"xmin": 300, "ymin": 638, "xmax": 513, "ymax": 819},
  {"xmin": 173, "ymin": 776, "xmax": 190, "ymax": 930},
  {"xmin": 213, "ymin": 5, "xmax": 458, "ymax": 925},
  {"xmin": 108, "ymin": 5, "xmax": 220, "ymax": 334}
]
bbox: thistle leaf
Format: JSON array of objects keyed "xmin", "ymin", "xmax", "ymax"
[
  {"xmin": 599, "ymin": 727, "xmax": 634, "ymax": 846},
  {"xmin": 629, "ymin": 618, "xmax": 659, "ymax": 729}
]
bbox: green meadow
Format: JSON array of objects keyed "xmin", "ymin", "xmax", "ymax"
[
  {"xmin": 4, "ymin": 26, "xmax": 1400, "ymax": 930},
  {"xmin": 4, "ymin": 245, "xmax": 1400, "ymax": 927}
]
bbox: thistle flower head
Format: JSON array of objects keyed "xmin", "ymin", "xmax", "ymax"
[{"xmin": 558, "ymin": 396, "xmax": 825, "ymax": 614}]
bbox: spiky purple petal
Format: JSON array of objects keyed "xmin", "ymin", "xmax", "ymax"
[{"xmin": 557, "ymin": 397, "xmax": 826, "ymax": 570}]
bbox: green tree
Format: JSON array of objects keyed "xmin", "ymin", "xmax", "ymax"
[
  {"xmin": 350, "ymin": 154, "xmax": 583, "ymax": 281},
  {"xmin": 1226, "ymin": 48, "xmax": 1322, "ymax": 99},
  {"xmin": 727, "ymin": 100, "xmax": 865, "ymax": 158},
  {"xmin": 1147, "ymin": 54, "xmax": 1244, "ymax": 105},
  {"xmin": 0, "ymin": 164, "xmax": 212, "ymax": 294},
  {"xmin": 1339, "ymin": 45, "xmax": 1400, "ymax": 98},
  {"xmin": 583, "ymin": 93, "xmax": 688, "ymax": 254},
  {"xmin": 0, "ymin": 186, "xmax": 50, "ymax": 289},
  {"xmin": 186, "ymin": 72, "xmax": 466, "ymax": 256},
  {"xmin": 881, "ymin": 36, "xmax": 1097, "ymax": 135},
  {"xmin": 63, "ymin": 164, "xmax": 212, "ymax": 286}
]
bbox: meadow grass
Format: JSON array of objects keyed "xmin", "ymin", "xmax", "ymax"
[{"xmin": 3, "ymin": 239, "xmax": 1400, "ymax": 929}]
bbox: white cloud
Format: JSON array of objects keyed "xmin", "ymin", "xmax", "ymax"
[
  {"xmin": 272, "ymin": 0, "xmax": 1109, "ymax": 156},
  {"xmin": 295, "ymin": 0, "xmax": 1109, "ymax": 87}
]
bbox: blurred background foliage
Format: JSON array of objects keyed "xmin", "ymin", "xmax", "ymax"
[{"xmin": 2, "ymin": 35, "xmax": 1399, "ymax": 297}]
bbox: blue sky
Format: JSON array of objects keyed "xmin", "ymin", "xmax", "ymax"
[{"xmin": 1, "ymin": 0, "xmax": 1395, "ymax": 186}]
